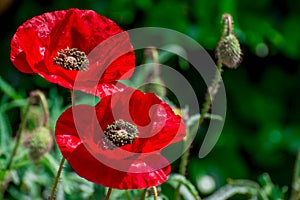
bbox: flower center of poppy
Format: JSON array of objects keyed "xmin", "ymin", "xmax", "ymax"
[
  {"xmin": 102, "ymin": 119, "xmax": 139, "ymax": 150},
  {"xmin": 53, "ymin": 47, "xmax": 89, "ymax": 71}
]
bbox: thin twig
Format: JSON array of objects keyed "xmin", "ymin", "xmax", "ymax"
[
  {"xmin": 141, "ymin": 189, "xmax": 147, "ymax": 200},
  {"xmin": 105, "ymin": 188, "xmax": 113, "ymax": 200},
  {"xmin": 49, "ymin": 90, "xmax": 75, "ymax": 199},
  {"xmin": 30, "ymin": 90, "xmax": 50, "ymax": 127},
  {"xmin": 49, "ymin": 157, "xmax": 65, "ymax": 200},
  {"xmin": 5, "ymin": 102, "xmax": 30, "ymax": 172},
  {"xmin": 152, "ymin": 186, "xmax": 158, "ymax": 200}
]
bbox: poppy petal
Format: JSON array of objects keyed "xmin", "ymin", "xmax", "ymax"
[
  {"xmin": 67, "ymin": 143, "xmax": 171, "ymax": 189},
  {"xmin": 10, "ymin": 8, "xmax": 135, "ymax": 97},
  {"xmin": 55, "ymin": 87, "xmax": 186, "ymax": 189}
]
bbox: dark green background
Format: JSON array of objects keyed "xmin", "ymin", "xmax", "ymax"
[{"xmin": 1, "ymin": 0, "xmax": 300, "ymax": 198}]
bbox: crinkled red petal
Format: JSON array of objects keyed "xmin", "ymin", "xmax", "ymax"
[
  {"xmin": 55, "ymin": 87, "xmax": 185, "ymax": 155},
  {"xmin": 10, "ymin": 8, "xmax": 135, "ymax": 97},
  {"xmin": 55, "ymin": 103, "xmax": 172, "ymax": 189},
  {"xmin": 96, "ymin": 87, "xmax": 186, "ymax": 152},
  {"xmin": 55, "ymin": 104, "xmax": 93, "ymax": 158},
  {"xmin": 67, "ymin": 144, "xmax": 171, "ymax": 189},
  {"xmin": 55, "ymin": 88, "xmax": 185, "ymax": 189}
]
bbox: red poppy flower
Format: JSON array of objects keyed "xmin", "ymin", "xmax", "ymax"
[
  {"xmin": 55, "ymin": 87, "xmax": 186, "ymax": 189},
  {"xmin": 10, "ymin": 8, "xmax": 135, "ymax": 98}
]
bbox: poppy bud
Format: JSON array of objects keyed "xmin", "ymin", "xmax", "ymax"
[
  {"xmin": 26, "ymin": 106, "xmax": 44, "ymax": 131},
  {"xmin": 141, "ymin": 76, "xmax": 167, "ymax": 98},
  {"xmin": 25, "ymin": 126, "xmax": 53, "ymax": 162},
  {"xmin": 216, "ymin": 33, "xmax": 242, "ymax": 69}
]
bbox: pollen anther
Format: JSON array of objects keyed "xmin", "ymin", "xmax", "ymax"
[
  {"xmin": 53, "ymin": 47, "xmax": 89, "ymax": 71},
  {"xmin": 102, "ymin": 119, "xmax": 139, "ymax": 150}
]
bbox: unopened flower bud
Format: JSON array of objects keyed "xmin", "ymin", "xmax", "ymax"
[
  {"xmin": 26, "ymin": 105, "xmax": 44, "ymax": 131},
  {"xmin": 25, "ymin": 127, "xmax": 53, "ymax": 162},
  {"xmin": 141, "ymin": 77, "xmax": 167, "ymax": 98},
  {"xmin": 216, "ymin": 33, "xmax": 242, "ymax": 68}
]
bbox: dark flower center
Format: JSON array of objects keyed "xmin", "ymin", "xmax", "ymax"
[
  {"xmin": 102, "ymin": 119, "xmax": 139, "ymax": 150},
  {"xmin": 53, "ymin": 47, "xmax": 89, "ymax": 71}
]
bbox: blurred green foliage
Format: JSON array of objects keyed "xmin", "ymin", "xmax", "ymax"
[{"xmin": 1, "ymin": 0, "xmax": 300, "ymax": 199}]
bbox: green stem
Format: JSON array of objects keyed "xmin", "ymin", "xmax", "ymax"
[
  {"xmin": 105, "ymin": 188, "xmax": 113, "ymax": 200},
  {"xmin": 149, "ymin": 47, "xmax": 160, "ymax": 76},
  {"xmin": 141, "ymin": 189, "xmax": 147, "ymax": 200},
  {"xmin": 176, "ymin": 62, "xmax": 223, "ymax": 200},
  {"xmin": 176, "ymin": 13, "xmax": 231, "ymax": 200},
  {"xmin": 175, "ymin": 60, "xmax": 223, "ymax": 200},
  {"xmin": 175, "ymin": 136, "xmax": 190, "ymax": 199},
  {"xmin": 30, "ymin": 90, "xmax": 50, "ymax": 126},
  {"xmin": 49, "ymin": 90, "xmax": 74, "ymax": 200},
  {"xmin": 5, "ymin": 101, "xmax": 30, "ymax": 170},
  {"xmin": 2, "ymin": 90, "xmax": 50, "ymax": 194},
  {"xmin": 174, "ymin": 182, "xmax": 181, "ymax": 200},
  {"xmin": 49, "ymin": 157, "xmax": 65, "ymax": 200},
  {"xmin": 179, "ymin": 140, "xmax": 190, "ymax": 176},
  {"xmin": 125, "ymin": 190, "xmax": 131, "ymax": 200},
  {"xmin": 221, "ymin": 14, "xmax": 233, "ymax": 37},
  {"xmin": 199, "ymin": 59, "xmax": 223, "ymax": 125},
  {"xmin": 290, "ymin": 148, "xmax": 300, "ymax": 200},
  {"xmin": 152, "ymin": 186, "xmax": 158, "ymax": 200}
]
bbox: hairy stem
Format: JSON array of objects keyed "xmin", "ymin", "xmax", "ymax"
[
  {"xmin": 221, "ymin": 14, "xmax": 233, "ymax": 36},
  {"xmin": 30, "ymin": 90, "xmax": 50, "ymax": 126},
  {"xmin": 199, "ymin": 59, "xmax": 223, "ymax": 125},
  {"xmin": 5, "ymin": 101, "xmax": 30, "ymax": 171},
  {"xmin": 175, "ymin": 134, "xmax": 191, "ymax": 199},
  {"xmin": 49, "ymin": 90, "xmax": 75, "ymax": 199},
  {"xmin": 6, "ymin": 90, "xmax": 51, "ymax": 171},
  {"xmin": 152, "ymin": 186, "xmax": 158, "ymax": 200},
  {"xmin": 176, "ymin": 57, "xmax": 223, "ymax": 200},
  {"xmin": 105, "ymin": 188, "xmax": 113, "ymax": 200},
  {"xmin": 49, "ymin": 157, "xmax": 65, "ymax": 200},
  {"xmin": 141, "ymin": 189, "xmax": 147, "ymax": 200},
  {"xmin": 179, "ymin": 138, "xmax": 190, "ymax": 176}
]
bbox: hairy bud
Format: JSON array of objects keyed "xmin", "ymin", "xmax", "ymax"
[
  {"xmin": 216, "ymin": 34, "xmax": 242, "ymax": 68},
  {"xmin": 26, "ymin": 106, "xmax": 43, "ymax": 131},
  {"xmin": 25, "ymin": 127, "xmax": 53, "ymax": 162}
]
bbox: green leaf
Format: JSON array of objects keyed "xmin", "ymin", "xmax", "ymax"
[
  {"xmin": 62, "ymin": 172, "xmax": 94, "ymax": 198},
  {"xmin": 0, "ymin": 113, "xmax": 12, "ymax": 150},
  {"xmin": 258, "ymin": 173, "xmax": 287, "ymax": 200},
  {"xmin": 203, "ymin": 113, "xmax": 223, "ymax": 121},
  {"xmin": 39, "ymin": 153, "xmax": 60, "ymax": 176},
  {"xmin": 0, "ymin": 99, "xmax": 28, "ymax": 113},
  {"xmin": 167, "ymin": 174, "xmax": 201, "ymax": 200},
  {"xmin": 203, "ymin": 184, "xmax": 267, "ymax": 200},
  {"xmin": 0, "ymin": 76, "xmax": 22, "ymax": 100}
]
